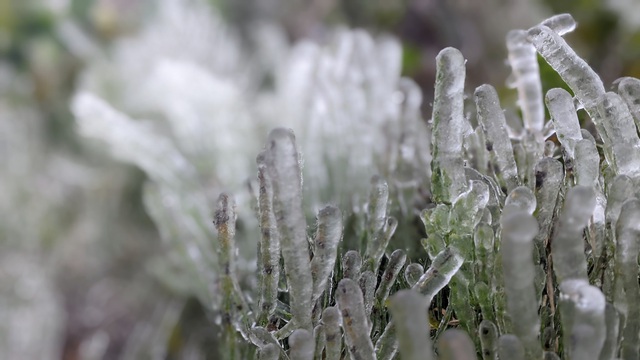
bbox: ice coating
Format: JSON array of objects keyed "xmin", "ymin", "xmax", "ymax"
[
  {"xmin": 359, "ymin": 270, "xmax": 377, "ymax": 318},
  {"xmin": 256, "ymin": 152, "xmax": 280, "ymax": 324},
  {"xmin": 342, "ymin": 250, "xmax": 362, "ymax": 281},
  {"xmin": 289, "ymin": 329, "xmax": 315, "ymax": 360},
  {"xmin": 479, "ymin": 320, "xmax": 499, "ymax": 360},
  {"xmin": 615, "ymin": 199, "xmax": 640, "ymax": 358},
  {"xmin": 504, "ymin": 186, "xmax": 537, "ymax": 215},
  {"xmin": 437, "ymin": 329, "xmax": 476, "ymax": 360},
  {"xmin": 498, "ymin": 334, "xmax": 525, "ymax": 360},
  {"xmin": 533, "ymin": 158, "xmax": 564, "ymax": 249},
  {"xmin": 527, "ymin": 25, "xmax": 606, "ymax": 127},
  {"xmin": 414, "ymin": 246, "xmax": 464, "ymax": 304},
  {"xmin": 265, "ymin": 128, "xmax": 313, "ymax": 331},
  {"xmin": 321, "ymin": 307, "xmax": 342, "ymax": 360},
  {"xmin": 599, "ymin": 92, "xmax": 640, "ymax": 176},
  {"xmin": 313, "ymin": 325, "xmax": 326, "ymax": 360},
  {"xmin": 552, "ymin": 186, "xmax": 596, "ymax": 283},
  {"xmin": 258, "ymin": 343, "xmax": 280, "ymax": 360},
  {"xmin": 500, "ymin": 212, "xmax": 542, "ymax": 359},
  {"xmin": 365, "ymin": 175, "xmax": 389, "ymax": 271},
  {"xmin": 403, "ymin": 263, "xmax": 424, "ymax": 288},
  {"xmin": 574, "ymin": 137, "xmax": 600, "ymax": 187},
  {"xmin": 475, "ymin": 84, "xmax": 520, "ymax": 191},
  {"xmin": 311, "ymin": 205, "xmax": 342, "ymax": 303},
  {"xmin": 336, "ymin": 279, "xmax": 376, "ymax": 360},
  {"xmin": 431, "ymin": 47, "xmax": 468, "ymax": 203},
  {"xmin": 618, "ymin": 77, "xmax": 640, "ymax": 131},
  {"xmin": 389, "ymin": 290, "xmax": 435, "ymax": 360},
  {"xmin": 546, "ymin": 88, "xmax": 583, "ymax": 160},
  {"xmin": 539, "ymin": 13, "xmax": 577, "ymax": 35},
  {"xmin": 450, "ymin": 180, "xmax": 490, "ymax": 232},
  {"xmin": 375, "ymin": 249, "xmax": 407, "ymax": 306},
  {"xmin": 506, "ymin": 30, "xmax": 544, "ymax": 133},
  {"xmin": 559, "ymin": 280, "xmax": 606, "ymax": 360}
]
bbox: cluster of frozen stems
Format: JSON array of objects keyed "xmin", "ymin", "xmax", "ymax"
[{"xmin": 205, "ymin": 13, "xmax": 640, "ymax": 360}]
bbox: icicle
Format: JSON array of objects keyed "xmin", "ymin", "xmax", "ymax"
[
  {"xmin": 500, "ymin": 211, "xmax": 542, "ymax": 359},
  {"xmin": 256, "ymin": 152, "xmax": 281, "ymax": 325},
  {"xmin": 437, "ymin": 329, "xmax": 476, "ymax": 360},
  {"xmin": 321, "ymin": 307, "xmax": 342, "ymax": 360},
  {"xmin": 403, "ymin": 263, "xmax": 424, "ymax": 288},
  {"xmin": 546, "ymin": 88, "xmax": 582, "ymax": 161},
  {"xmin": 265, "ymin": 128, "xmax": 313, "ymax": 331},
  {"xmin": 289, "ymin": 329, "xmax": 315, "ymax": 360},
  {"xmin": 335, "ymin": 279, "xmax": 376, "ymax": 360},
  {"xmin": 615, "ymin": 199, "xmax": 640, "ymax": 358},
  {"xmin": 479, "ymin": 320, "xmax": 499, "ymax": 360},
  {"xmin": 559, "ymin": 280, "xmax": 606, "ymax": 360},
  {"xmin": 618, "ymin": 77, "xmax": 640, "ymax": 131},
  {"xmin": 375, "ymin": 249, "xmax": 407, "ymax": 307},
  {"xmin": 551, "ymin": 186, "xmax": 596, "ymax": 283},
  {"xmin": 342, "ymin": 250, "xmax": 362, "ymax": 282},
  {"xmin": 388, "ymin": 290, "xmax": 435, "ymax": 360},
  {"xmin": 506, "ymin": 30, "xmax": 544, "ymax": 133},
  {"xmin": 431, "ymin": 47, "xmax": 468, "ymax": 203},
  {"xmin": 311, "ymin": 205, "xmax": 342, "ymax": 303},
  {"xmin": 599, "ymin": 92, "xmax": 640, "ymax": 176},
  {"xmin": 498, "ymin": 334, "xmax": 525, "ymax": 360}
]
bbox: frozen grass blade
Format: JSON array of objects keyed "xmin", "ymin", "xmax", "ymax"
[
  {"xmin": 618, "ymin": 77, "xmax": 640, "ymax": 131},
  {"xmin": 256, "ymin": 152, "xmax": 281, "ymax": 325},
  {"xmin": 311, "ymin": 205, "xmax": 342, "ymax": 303},
  {"xmin": 479, "ymin": 320, "xmax": 499, "ymax": 360},
  {"xmin": 289, "ymin": 329, "xmax": 315, "ymax": 360},
  {"xmin": 342, "ymin": 250, "xmax": 362, "ymax": 282},
  {"xmin": 437, "ymin": 329, "xmax": 476, "ymax": 360},
  {"xmin": 559, "ymin": 280, "xmax": 606, "ymax": 360},
  {"xmin": 546, "ymin": 88, "xmax": 582, "ymax": 162},
  {"xmin": 389, "ymin": 290, "xmax": 435, "ymax": 360},
  {"xmin": 265, "ymin": 128, "xmax": 313, "ymax": 331},
  {"xmin": 321, "ymin": 307, "xmax": 342, "ymax": 360},
  {"xmin": 475, "ymin": 84, "xmax": 520, "ymax": 191},
  {"xmin": 375, "ymin": 249, "xmax": 407, "ymax": 308},
  {"xmin": 336, "ymin": 279, "xmax": 376, "ymax": 360},
  {"xmin": 403, "ymin": 263, "xmax": 424, "ymax": 288},
  {"xmin": 498, "ymin": 334, "xmax": 525, "ymax": 360},
  {"xmin": 431, "ymin": 47, "xmax": 468, "ymax": 203},
  {"xmin": 599, "ymin": 92, "xmax": 640, "ymax": 176}
]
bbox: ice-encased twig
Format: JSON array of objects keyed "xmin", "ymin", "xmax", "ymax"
[
  {"xmin": 335, "ymin": 279, "xmax": 376, "ymax": 360},
  {"xmin": 617, "ymin": 77, "xmax": 640, "ymax": 132},
  {"xmin": 479, "ymin": 320, "xmax": 499, "ymax": 360},
  {"xmin": 498, "ymin": 334, "xmax": 525, "ymax": 360},
  {"xmin": 310, "ymin": 205, "xmax": 342, "ymax": 303},
  {"xmin": 375, "ymin": 249, "xmax": 407, "ymax": 307},
  {"xmin": 388, "ymin": 290, "xmax": 435, "ymax": 360},
  {"xmin": 475, "ymin": 84, "xmax": 520, "ymax": 191},
  {"xmin": 500, "ymin": 211, "xmax": 542, "ymax": 359},
  {"xmin": 559, "ymin": 280, "xmax": 606, "ymax": 360},
  {"xmin": 546, "ymin": 88, "xmax": 582, "ymax": 162},
  {"xmin": 265, "ymin": 128, "xmax": 313, "ymax": 331},
  {"xmin": 615, "ymin": 199, "xmax": 640, "ymax": 359},
  {"xmin": 437, "ymin": 329, "xmax": 476, "ymax": 360},
  {"xmin": 431, "ymin": 47, "xmax": 468, "ymax": 203},
  {"xmin": 403, "ymin": 263, "xmax": 424, "ymax": 288},
  {"xmin": 413, "ymin": 246, "xmax": 464, "ymax": 304},
  {"xmin": 599, "ymin": 92, "xmax": 640, "ymax": 176},
  {"xmin": 551, "ymin": 186, "xmax": 595, "ymax": 283},
  {"xmin": 256, "ymin": 152, "xmax": 281, "ymax": 325},
  {"xmin": 364, "ymin": 175, "xmax": 390, "ymax": 271},
  {"xmin": 321, "ymin": 307, "xmax": 342, "ymax": 360},
  {"xmin": 289, "ymin": 329, "xmax": 315, "ymax": 360},
  {"xmin": 506, "ymin": 30, "xmax": 544, "ymax": 133}
]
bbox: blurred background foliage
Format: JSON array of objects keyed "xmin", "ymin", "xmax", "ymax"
[{"xmin": 0, "ymin": 0, "xmax": 639, "ymax": 359}]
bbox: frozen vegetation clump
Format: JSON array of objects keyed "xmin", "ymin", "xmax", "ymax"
[{"xmin": 73, "ymin": 7, "xmax": 640, "ymax": 360}]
